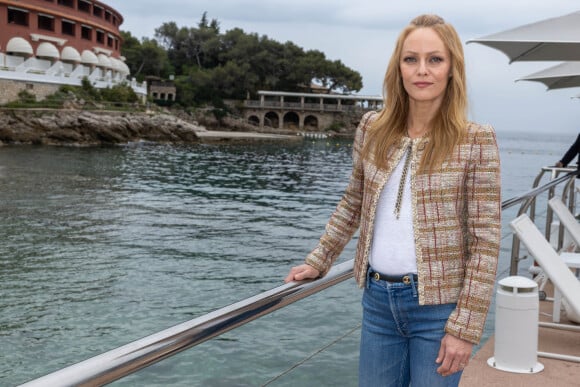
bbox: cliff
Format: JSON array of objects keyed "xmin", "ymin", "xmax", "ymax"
[{"xmin": 0, "ymin": 110, "xmax": 207, "ymax": 146}]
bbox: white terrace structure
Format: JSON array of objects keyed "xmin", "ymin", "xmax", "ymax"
[
  {"xmin": 0, "ymin": 40, "xmax": 147, "ymax": 105},
  {"xmin": 0, "ymin": 0, "xmax": 147, "ymax": 105},
  {"xmin": 243, "ymin": 90, "xmax": 384, "ymax": 131}
]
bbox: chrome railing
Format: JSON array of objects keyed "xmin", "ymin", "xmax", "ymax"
[
  {"xmin": 21, "ymin": 261, "xmax": 354, "ymax": 387},
  {"xmin": 508, "ymin": 167, "xmax": 578, "ymax": 275},
  {"xmin": 21, "ymin": 167, "xmax": 579, "ymax": 386}
]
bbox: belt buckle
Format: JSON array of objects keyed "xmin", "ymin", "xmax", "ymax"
[
  {"xmin": 373, "ymin": 272, "xmax": 380, "ymax": 281},
  {"xmin": 402, "ymin": 275, "xmax": 411, "ymax": 285}
]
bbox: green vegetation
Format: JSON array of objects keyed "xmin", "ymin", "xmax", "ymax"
[
  {"xmin": 3, "ymin": 13, "xmax": 362, "ymax": 117},
  {"xmin": 326, "ymin": 121, "xmax": 347, "ymax": 132},
  {"xmin": 4, "ymin": 78, "xmax": 140, "ymax": 110},
  {"xmin": 121, "ymin": 12, "xmax": 363, "ymax": 107}
]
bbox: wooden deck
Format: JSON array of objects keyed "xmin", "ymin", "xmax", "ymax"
[{"xmin": 461, "ymin": 282, "xmax": 580, "ymax": 387}]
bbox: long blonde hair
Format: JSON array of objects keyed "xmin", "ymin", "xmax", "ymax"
[{"xmin": 362, "ymin": 14, "xmax": 468, "ymax": 172}]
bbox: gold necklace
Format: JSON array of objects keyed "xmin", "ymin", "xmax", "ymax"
[{"xmin": 394, "ymin": 142, "xmax": 412, "ymax": 219}]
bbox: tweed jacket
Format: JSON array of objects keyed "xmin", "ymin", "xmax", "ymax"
[{"xmin": 305, "ymin": 111, "xmax": 501, "ymax": 344}]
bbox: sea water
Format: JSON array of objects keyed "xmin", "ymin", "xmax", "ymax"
[{"xmin": 0, "ymin": 130, "xmax": 575, "ymax": 386}]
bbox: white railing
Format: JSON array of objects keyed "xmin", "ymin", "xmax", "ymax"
[
  {"xmin": 0, "ymin": 54, "xmax": 147, "ymax": 97},
  {"xmin": 243, "ymin": 100, "xmax": 372, "ymax": 112}
]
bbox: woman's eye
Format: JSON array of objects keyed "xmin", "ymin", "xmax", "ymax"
[
  {"xmin": 403, "ymin": 57, "xmax": 416, "ymax": 63},
  {"xmin": 430, "ymin": 56, "xmax": 444, "ymax": 63}
]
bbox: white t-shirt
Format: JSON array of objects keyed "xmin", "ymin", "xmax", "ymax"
[{"xmin": 368, "ymin": 151, "xmax": 417, "ymax": 275}]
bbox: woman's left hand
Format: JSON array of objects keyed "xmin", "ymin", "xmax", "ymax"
[{"xmin": 435, "ymin": 334, "xmax": 473, "ymax": 376}]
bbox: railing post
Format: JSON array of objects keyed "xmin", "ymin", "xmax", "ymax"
[{"xmin": 510, "ymin": 233, "xmax": 522, "ymax": 276}]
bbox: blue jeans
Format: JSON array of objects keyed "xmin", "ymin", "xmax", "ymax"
[{"xmin": 358, "ymin": 270, "xmax": 462, "ymax": 387}]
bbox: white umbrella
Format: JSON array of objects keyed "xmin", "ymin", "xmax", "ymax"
[
  {"xmin": 467, "ymin": 11, "xmax": 580, "ymax": 63},
  {"xmin": 517, "ymin": 61, "xmax": 580, "ymax": 90}
]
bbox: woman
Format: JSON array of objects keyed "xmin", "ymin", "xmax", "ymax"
[{"xmin": 285, "ymin": 14, "xmax": 501, "ymax": 387}]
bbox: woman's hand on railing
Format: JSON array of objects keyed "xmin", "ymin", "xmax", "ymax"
[{"xmin": 284, "ymin": 264, "xmax": 320, "ymax": 283}]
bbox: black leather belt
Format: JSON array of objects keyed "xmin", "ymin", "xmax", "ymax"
[{"xmin": 370, "ymin": 271, "xmax": 418, "ymax": 284}]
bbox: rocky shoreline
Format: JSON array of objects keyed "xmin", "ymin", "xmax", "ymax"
[
  {"xmin": 0, "ymin": 109, "xmax": 209, "ymax": 146},
  {"xmin": 0, "ymin": 109, "xmax": 354, "ymax": 146}
]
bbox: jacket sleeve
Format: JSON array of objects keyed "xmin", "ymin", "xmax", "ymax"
[
  {"xmin": 445, "ymin": 124, "xmax": 501, "ymax": 344},
  {"xmin": 304, "ymin": 111, "xmax": 375, "ymax": 276},
  {"xmin": 560, "ymin": 133, "xmax": 580, "ymax": 167}
]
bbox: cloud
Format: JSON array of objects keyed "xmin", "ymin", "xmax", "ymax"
[{"xmin": 106, "ymin": 0, "xmax": 580, "ymax": 134}]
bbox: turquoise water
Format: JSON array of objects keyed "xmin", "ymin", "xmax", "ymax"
[{"xmin": 0, "ymin": 130, "xmax": 574, "ymax": 386}]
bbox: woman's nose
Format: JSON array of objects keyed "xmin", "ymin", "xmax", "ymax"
[{"xmin": 418, "ymin": 60, "xmax": 428, "ymax": 75}]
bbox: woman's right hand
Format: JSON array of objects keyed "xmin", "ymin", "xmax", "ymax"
[{"xmin": 284, "ymin": 264, "xmax": 320, "ymax": 283}]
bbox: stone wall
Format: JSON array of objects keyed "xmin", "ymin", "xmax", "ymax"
[
  {"xmin": 149, "ymin": 82, "xmax": 176, "ymax": 101},
  {"xmin": 242, "ymin": 108, "xmax": 353, "ymax": 131},
  {"xmin": 0, "ymin": 79, "xmax": 61, "ymax": 105}
]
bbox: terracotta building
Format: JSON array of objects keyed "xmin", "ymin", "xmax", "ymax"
[{"xmin": 0, "ymin": 0, "xmax": 146, "ymax": 104}]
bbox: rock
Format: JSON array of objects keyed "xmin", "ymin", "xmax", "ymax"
[{"xmin": 0, "ymin": 110, "xmax": 207, "ymax": 146}]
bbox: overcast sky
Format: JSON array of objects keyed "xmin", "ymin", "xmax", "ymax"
[{"xmin": 106, "ymin": 0, "xmax": 580, "ymax": 136}]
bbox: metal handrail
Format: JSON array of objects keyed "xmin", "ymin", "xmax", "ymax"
[
  {"xmin": 21, "ymin": 261, "xmax": 354, "ymax": 387},
  {"xmin": 508, "ymin": 168, "xmax": 578, "ymax": 275},
  {"xmin": 500, "ymin": 167, "xmax": 576, "ymax": 211},
  {"xmin": 21, "ymin": 167, "xmax": 579, "ymax": 386}
]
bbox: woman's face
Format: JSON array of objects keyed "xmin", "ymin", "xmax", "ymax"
[{"xmin": 400, "ymin": 27, "xmax": 451, "ymax": 106}]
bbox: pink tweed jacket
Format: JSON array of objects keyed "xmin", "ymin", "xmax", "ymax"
[{"xmin": 305, "ymin": 111, "xmax": 501, "ymax": 344}]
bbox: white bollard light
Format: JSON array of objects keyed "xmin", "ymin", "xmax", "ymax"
[{"xmin": 487, "ymin": 276, "xmax": 544, "ymax": 373}]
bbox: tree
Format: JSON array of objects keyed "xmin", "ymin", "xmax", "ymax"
[
  {"xmin": 122, "ymin": 13, "xmax": 364, "ymax": 107},
  {"xmin": 120, "ymin": 32, "xmax": 172, "ymax": 81},
  {"xmin": 174, "ymin": 68, "xmax": 213, "ymax": 106},
  {"xmin": 317, "ymin": 59, "xmax": 363, "ymax": 94},
  {"xmin": 154, "ymin": 22, "xmax": 179, "ymax": 50},
  {"xmin": 211, "ymin": 61, "xmax": 258, "ymax": 99},
  {"xmin": 293, "ymin": 50, "xmax": 328, "ymax": 91},
  {"xmin": 138, "ymin": 38, "xmax": 172, "ymax": 78},
  {"xmin": 155, "ymin": 13, "xmax": 221, "ymax": 70}
]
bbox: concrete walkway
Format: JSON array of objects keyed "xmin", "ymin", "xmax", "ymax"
[{"xmin": 196, "ymin": 130, "xmax": 302, "ymax": 142}]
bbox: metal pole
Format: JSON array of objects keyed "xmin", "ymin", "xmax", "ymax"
[{"xmin": 21, "ymin": 261, "xmax": 355, "ymax": 387}]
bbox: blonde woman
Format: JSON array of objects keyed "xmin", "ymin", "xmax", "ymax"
[{"xmin": 285, "ymin": 14, "xmax": 501, "ymax": 387}]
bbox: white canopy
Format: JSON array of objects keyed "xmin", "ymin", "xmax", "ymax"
[
  {"xmin": 61, "ymin": 46, "xmax": 81, "ymax": 62},
  {"xmin": 467, "ymin": 11, "xmax": 580, "ymax": 62},
  {"xmin": 109, "ymin": 57, "xmax": 130, "ymax": 75},
  {"xmin": 81, "ymin": 50, "xmax": 99, "ymax": 65},
  {"xmin": 118, "ymin": 60, "xmax": 130, "ymax": 75},
  {"xmin": 6, "ymin": 37, "xmax": 33, "ymax": 56},
  {"xmin": 36, "ymin": 42, "xmax": 59, "ymax": 59},
  {"xmin": 97, "ymin": 53, "xmax": 112, "ymax": 68},
  {"xmin": 108, "ymin": 57, "xmax": 124, "ymax": 73},
  {"xmin": 517, "ymin": 62, "xmax": 580, "ymax": 90}
]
